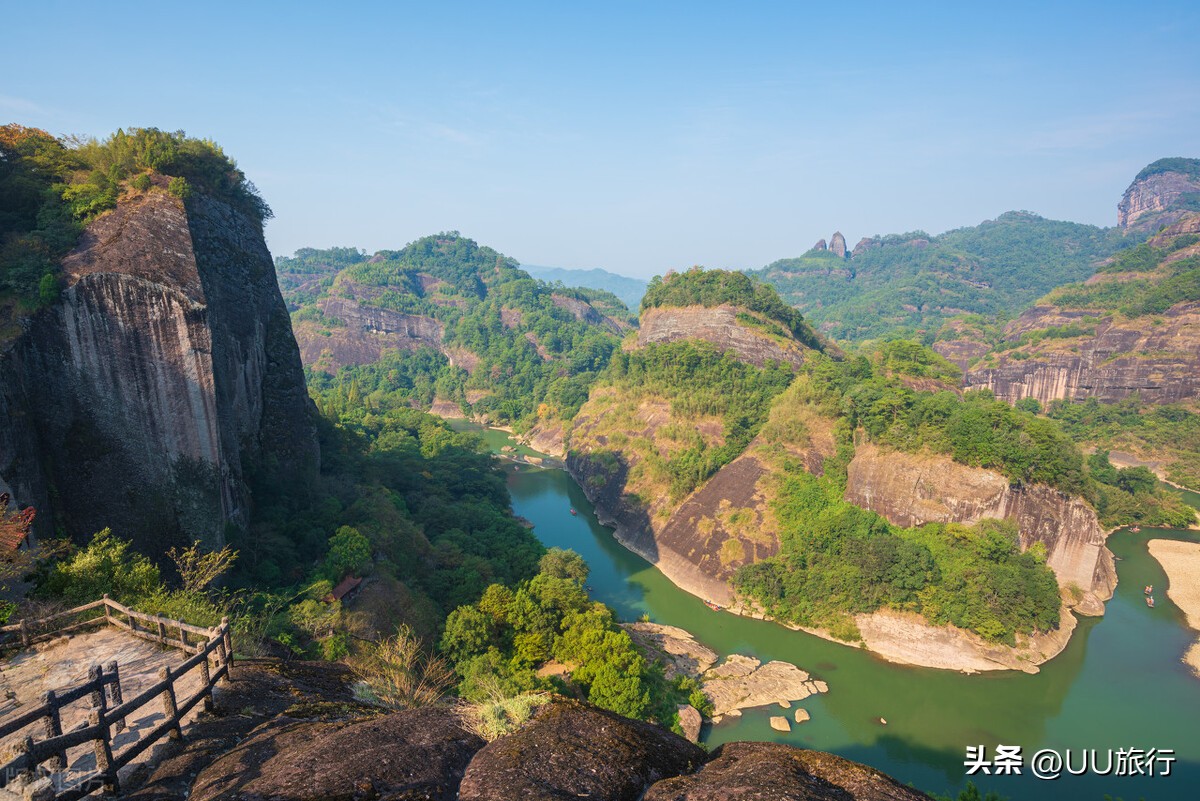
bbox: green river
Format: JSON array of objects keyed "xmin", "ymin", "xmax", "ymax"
[{"xmin": 462, "ymin": 423, "xmax": 1200, "ymax": 799}]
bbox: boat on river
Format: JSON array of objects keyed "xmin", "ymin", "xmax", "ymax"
[
  {"xmin": 704, "ymin": 599, "xmax": 722, "ymax": 611},
  {"xmin": 1147, "ymin": 595, "xmax": 1156, "ymax": 608},
  {"xmin": 570, "ymin": 508, "xmax": 577, "ymax": 516}
]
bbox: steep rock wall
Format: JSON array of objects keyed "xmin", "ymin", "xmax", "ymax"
[
  {"xmin": 294, "ymin": 296, "xmax": 444, "ymax": 373},
  {"xmin": 638, "ymin": 305, "xmax": 809, "ymax": 368},
  {"xmin": 961, "ymin": 302, "xmax": 1200, "ymax": 406},
  {"xmin": 0, "ymin": 191, "xmax": 318, "ymax": 553},
  {"xmin": 1118, "ymin": 170, "xmax": 1200, "ymax": 233},
  {"xmin": 844, "ymin": 442, "xmax": 1116, "ymax": 614}
]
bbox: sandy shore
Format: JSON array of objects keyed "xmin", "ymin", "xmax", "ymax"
[{"xmin": 1147, "ymin": 539, "xmax": 1200, "ymax": 677}]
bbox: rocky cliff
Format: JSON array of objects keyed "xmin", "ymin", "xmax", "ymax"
[
  {"xmin": 0, "ymin": 190, "xmax": 318, "ymax": 552},
  {"xmin": 1118, "ymin": 158, "xmax": 1200, "ymax": 233},
  {"xmin": 845, "ymin": 442, "xmax": 1116, "ymax": 614},
  {"xmin": 294, "ymin": 295, "xmax": 444, "ymax": 373},
  {"xmin": 958, "ymin": 302, "xmax": 1200, "ymax": 405},
  {"xmin": 956, "ymin": 213, "xmax": 1200, "ymax": 406},
  {"xmin": 638, "ymin": 305, "xmax": 812, "ymax": 369}
]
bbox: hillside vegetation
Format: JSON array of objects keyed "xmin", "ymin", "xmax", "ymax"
[
  {"xmin": 752, "ymin": 212, "xmax": 1124, "ymax": 341},
  {"xmin": 642, "ymin": 267, "xmax": 824, "ymax": 351},
  {"xmin": 278, "ymin": 236, "xmax": 625, "ymax": 429},
  {"xmin": 0, "ymin": 125, "xmax": 267, "ymax": 329}
]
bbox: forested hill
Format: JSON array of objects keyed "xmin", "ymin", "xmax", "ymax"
[
  {"xmin": 275, "ymin": 235, "xmax": 630, "ymax": 431},
  {"xmin": 751, "ymin": 211, "xmax": 1125, "ymax": 341}
]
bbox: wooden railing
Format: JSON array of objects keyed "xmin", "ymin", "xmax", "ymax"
[{"xmin": 0, "ymin": 596, "xmax": 233, "ymax": 799}]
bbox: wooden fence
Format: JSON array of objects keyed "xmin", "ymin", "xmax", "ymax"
[{"xmin": 0, "ymin": 596, "xmax": 233, "ymax": 799}]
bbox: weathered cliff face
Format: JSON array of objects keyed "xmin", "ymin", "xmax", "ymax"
[
  {"xmin": 960, "ymin": 301, "xmax": 1200, "ymax": 406},
  {"xmin": 638, "ymin": 305, "xmax": 810, "ymax": 369},
  {"xmin": 0, "ymin": 191, "xmax": 318, "ymax": 553},
  {"xmin": 844, "ymin": 442, "xmax": 1116, "ymax": 614},
  {"xmin": 1118, "ymin": 168, "xmax": 1200, "ymax": 233},
  {"xmin": 293, "ymin": 296, "xmax": 444, "ymax": 373},
  {"xmin": 551, "ymin": 292, "xmax": 627, "ymax": 334}
]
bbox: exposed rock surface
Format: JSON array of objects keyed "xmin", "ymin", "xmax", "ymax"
[
  {"xmin": 125, "ymin": 659, "xmax": 371, "ymax": 800},
  {"xmin": 638, "ymin": 305, "xmax": 811, "ymax": 369},
  {"xmin": 853, "ymin": 606, "xmax": 1077, "ymax": 674},
  {"xmin": 294, "ymin": 296, "xmax": 443, "ymax": 374},
  {"xmin": 623, "ymin": 622, "xmax": 719, "ymax": 678},
  {"xmin": 702, "ymin": 655, "xmax": 825, "ymax": 717},
  {"xmin": 812, "ymin": 239, "xmax": 828, "ymax": 251},
  {"xmin": 458, "ymin": 700, "xmax": 705, "ymax": 801},
  {"xmin": 190, "ymin": 708, "xmax": 483, "ymax": 801},
  {"xmin": 106, "ymin": 658, "xmax": 928, "ymax": 801},
  {"xmin": 960, "ymin": 302, "xmax": 1200, "ymax": 406},
  {"xmin": 551, "ymin": 292, "xmax": 626, "ymax": 334},
  {"xmin": 830, "ymin": 231, "xmax": 848, "ymax": 258},
  {"xmin": 1118, "ymin": 164, "xmax": 1200, "ymax": 232},
  {"xmin": 643, "ymin": 742, "xmax": 933, "ymax": 801},
  {"xmin": 623, "ymin": 624, "xmax": 826, "ymax": 716},
  {"xmin": 845, "ymin": 442, "xmax": 1116, "ymax": 614},
  {"xmin": 0, "ymin": 191, "xmax": 318, "ymax": 551},
  {"xmin": 677, "ymin": 704, "xmax": 702, "ymax": 743}
]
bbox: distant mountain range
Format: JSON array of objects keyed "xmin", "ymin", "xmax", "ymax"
[{"xmin": 520, "ymin": 265, "xmax": 648, "ymax": 312}]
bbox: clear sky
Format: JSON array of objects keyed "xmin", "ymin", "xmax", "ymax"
[{"xmin": 6, "ymin": 1, "xmax": 1199, "ymax": 277}]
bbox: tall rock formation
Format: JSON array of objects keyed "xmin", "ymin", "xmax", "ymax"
[
  {"xmin": 0, "ymin": 189, "xmax": 318, "ymax": 553},
  {"xmin": 829, "ymin": 231, "xmax": 848, "ymax": 258},
  {"xmin": 1118, "ymin": 158, "xmax": 1200, "ymax": 233},
  {"xmin": 811, "ymin": 238, "xmax": 827, "ymax": 252}
]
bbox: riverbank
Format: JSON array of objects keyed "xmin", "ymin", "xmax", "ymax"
[
  {"xmin": 569, "ymin": 455, "xmax": 1081, "ymax": 675},
  {"xmin": 1147, "ymin": 538, "xmax": 1200, "ymax": 678},
  {"xmin": 1107, "ymin": 450, "xmax": 1200, "ymax": 498}
]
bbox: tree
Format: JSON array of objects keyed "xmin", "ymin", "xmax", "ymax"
[
  {"xmin": 167, "ymin": 540, "xmax": 238, "ymax": 592},
  {"xmin": 39, "ymin": 529, "xmax": 162, "ymax": 603},
  {"xmin": 354, "ymin": 625, "xmax": 455, "ymax": 709},
  {"xmin": 537, "ymin": 547, "xmax": 589, "ymax": 584},
  {"xmin": 324, "ymin": 526, "xmax": 371, "ymax": 579}
]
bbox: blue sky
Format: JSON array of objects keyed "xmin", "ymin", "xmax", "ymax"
[{"xmin": 6, "ymin": 1, "xmax": 1199, "ymax": 277}]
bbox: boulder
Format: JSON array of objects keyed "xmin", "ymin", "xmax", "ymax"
[
  {"xmin": 770, "ymin": 716, "xmax": 791, "ymax": 732},
  {"xmin": 643, "ymin": 741, "xmax": 934, "ymax": 800},
  {"xmin": 677, "ymin": 703, "xmax": 703, "ymax": 743},
  {"xmin": 795, "ymin": 708, "xmax": 810, "ymax": 724},
  {"xmin": 458, "ymin": 699, "xmax": 705, "ymax": 801},
  {"xmin": 189, "ymin": 707, "xmax": 484, "ymax": 801}
]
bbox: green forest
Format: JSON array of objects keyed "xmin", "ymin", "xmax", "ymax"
[
  {"xmin": 752, "ymin": 212, "xmax": 1126, "ymax": 340},
  {"xmin": 277, "ymin": 236, "xmax": 625, "ymax": 429}
]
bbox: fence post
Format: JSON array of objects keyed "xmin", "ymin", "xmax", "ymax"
[
  {"xmin": 199, "ymin": 649, "xmax": 213, "ymax": 712},
  {"xmin": 156, "ymin": 618, "xmax": 166, "ymax": 644},
  {"xmin": 89, "ymin": 709, "xmax": 117, "ymax": 794},
  {"xmin": 88, "ymin": 664, "xmax": 107, "ymax": 718},
  {"xmin": 106, "ymin": 660, "xmax": 125, "ymax": 733},
  {"xmin": 40, "ymin": 690, "xmax": 67, "ymax": 773},
  {"xmin": 13, "ymin": 735, "xmax": 34, "ymax": 782},
  {"xmin": 19, "ymin": 618, "xmax": 28, "ymax": 647},
  {"xmin": 103, "ymin": 593, "xmax": 112, "ymax": 627},
  {"xmin": 221, "ymin": 617, "xmax": 234, "ymax": 673},
  {"xmin": 158, "ymin": 666, "xmax": 182, "ymax": 740}
]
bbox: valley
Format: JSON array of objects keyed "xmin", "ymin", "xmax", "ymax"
[{"xmin": 3, "ymin": 124, "xmax": 1200, "ymax": 800}]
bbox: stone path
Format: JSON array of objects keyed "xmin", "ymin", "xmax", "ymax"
[{"xmin": 0, "ymin": 627, "xmax": 206, "ymax": 796}]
